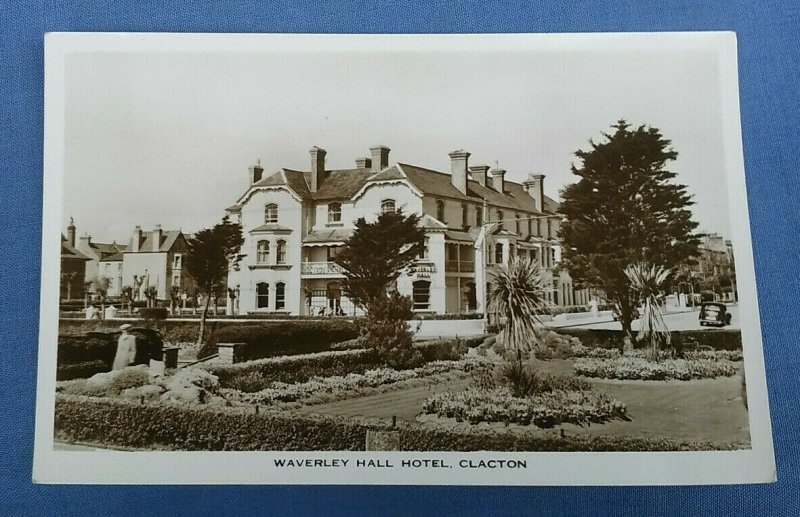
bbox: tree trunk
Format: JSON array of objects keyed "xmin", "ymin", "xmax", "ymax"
[{"xmin": 197, "ymin": 295, "xmax": 211, "ymax": 346}]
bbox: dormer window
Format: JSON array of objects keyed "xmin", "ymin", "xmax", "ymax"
[
  {"xmin": 436, "ymin": 199, "xmax": 446, "ymax": 223},
  {"xmin": 264, "ymin": 204, "xmax": 278, "ymax": 224},
  {"xmin": 328, "ymin": 202, "xmax": 342, "ymax": 223},
  {"xmin": 381, "ymin": 199, "xmax": 396, "ymax": 215}
]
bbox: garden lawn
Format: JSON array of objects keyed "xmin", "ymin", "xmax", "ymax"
[
  {"xmin": 295, "ymin": 376, "xmax": 473, "ymax": 421},
  {"xmin": 298, "ymin": 357, "xmax": 749, "ymax": 446},
  {"xmin": 534, "ymin": 359, "xmax": 750, "ymax": 444}
]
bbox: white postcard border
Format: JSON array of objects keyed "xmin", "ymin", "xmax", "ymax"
[{"xmin": 34, "ymin": 32, "xmax": 776, "ymax": 485}]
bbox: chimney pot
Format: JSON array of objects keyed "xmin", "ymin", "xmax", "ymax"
[
  {"xmin": 309, "ymin": 146, "xmax": 327, "ymax": 192},
  {"xmin": 490, "ymin": 165, "xmax": 507, "ymax": 193},
  {"xmin": 67, "ymin": 216, "xmax": 76, "ymax": 247},
  {"xmin": 523, "ymin": 173, "xmax": 545, "ymax": 211},
  {"xmin": 469, "ymin": 165, "xmax": 491, "ymax": 188},
  {"xmin": 448, "ymin": 149, "xmax": 471, "ymax": 195},
  {"xmin": 249, "ymin": 160, "xmax": 264, "ymax": 184},
  {"xmin": 152, "ymin": 226, "xmax": 163, "ymax": 252},
  {"xmin": 131, "ymin": 226, "xmax": 142, "ymax": 253},
  {"xmin": 369, "ymin": 146, "xmax": 390, "ymax": 172}
]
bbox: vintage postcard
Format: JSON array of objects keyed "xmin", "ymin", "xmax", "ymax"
[{"xmin": 34, "ymin": 32, "xmax": 775, "ymax": 484}]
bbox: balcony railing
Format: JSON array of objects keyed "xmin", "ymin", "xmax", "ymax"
[
  {"xmin": 300, "ymin": 261, "xmax": 345, "ymax": 276},
  {"xmin": 445, "ymin": 260, "xmax": 475, "ymax": 273}
]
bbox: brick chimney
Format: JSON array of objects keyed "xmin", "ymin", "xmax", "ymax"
[
  {"xmin": 523, "ymin": 173, "xmax": 545, "ymax": 211},
  {"xmin": 67, "ymin": 216, "xmax": 76, "ymax": 247},
  {"xmin": 369, "ymin": 145, "xmax": 390, "ymax": 172},
  {"xmin": 469, "ymin": 165, "xmax": 491, "ymax": 188},
  {"xmin": 355, "ymin": 157, "xmax": 372, "ymax": 169},
  {"xmin": 249, "ymin": 159, "xmax": 264, "ymax": 184},
  {"xmin": 490, "ymin": 165, "xmax": 506, "ymax": 193},
  {"xmin": 448, "ymin": 149, "xmax": 471, "ymax": 195},
  {"xmin": 131, "ymin": 226, "xmax": 142, "ymax": 253},
  {"xmin": 309, "ymin": 146, "xmax": 326, "ymax": 192},
  {"xmin": 152, "ymin": 225, "xmax": 163, "ymax": 252}
]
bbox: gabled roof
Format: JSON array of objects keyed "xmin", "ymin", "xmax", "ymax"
[{"xmin": 130, "ymin": 230, "xmax": 184, "ymax": 253}]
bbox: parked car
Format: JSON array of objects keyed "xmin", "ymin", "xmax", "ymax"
[{"xmin": 698, "ymin": 302, "xmax": 732, "ymax": 327}]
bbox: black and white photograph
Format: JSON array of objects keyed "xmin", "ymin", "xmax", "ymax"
[{"xmin": 34, "ymin": 32, "xmax": 775, "ymax": 485}]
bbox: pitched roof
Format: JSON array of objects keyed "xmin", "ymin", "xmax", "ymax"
[
  {"xmin": 397, "ymin": 164, "xmax": 549, "ymax": 214},
  {"xmin": 101, "ymin": 251, "xmax": 125, "ymax": 262},
  {"xmin": 61, "ymin": 238, "xmax": 90, "ymax": 260},
  {"xmin": 130, "ymin": 230, "xmax": 184, "ymax": 253},
  {"xmin": 239, "ymin": 159, "xmax": 561, "ymax": 214}
]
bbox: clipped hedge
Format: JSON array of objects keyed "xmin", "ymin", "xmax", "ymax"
[
  {"xmin": 204, "ymin": 349, "xmax": 381, "ymax": 388},
  {"xmin": 198, "ymin": 319, "xmax": 363, "ymax": 360},
  {"xmin": 54, "ymin": 395, "xmax": 747, "ymax": 451},
  {"xmin": 553, "ymin": 328, "xmax": 742, "ymax": 351},
  {"xmin": 59, "ymin": 319, "xmax": 274, "ymax": 346}
]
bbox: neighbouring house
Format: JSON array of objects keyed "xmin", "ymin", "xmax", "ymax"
[
  {"xmin": 60, "ymin": 226, "xmax": 90, "ymax": 300},
  {"xmin": 122, "ymin": 225, "xmax": 191, "ymax": 301},
  {"xmin": 97, "ymin": 251, "xmax": 125, "ymax": 298},
  {"xmin": 691, "ymin": 232, "xmax": 737, "ymax": 302},
  {"xmin": 70, "ymin": 218, "xmax": 127, "ymax": 295},
  {"xmin": 224, "ymin": 145, "xmax": 589, "ymax": 316}
]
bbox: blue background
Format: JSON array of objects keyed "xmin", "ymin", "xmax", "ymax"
[{"xmin": 1, "ymin": 1, "xmax": 798, "ymax": 515}]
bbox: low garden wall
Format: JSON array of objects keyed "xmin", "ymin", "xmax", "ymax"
[
  {"xmin": 54, "ymin": 395, "xmax": 745, "ymax": 451},
  {"xmin": 553, "ymin": 328, "xmax": 742, "ymax": 351},
  {"xmin": 411, "ymin": 319, "xmax": 485, "ymax": 340}
]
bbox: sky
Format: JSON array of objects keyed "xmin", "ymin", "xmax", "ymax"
[{"xmin": 62, "ymin": 44, "xmax": 732, "ymax": 243}]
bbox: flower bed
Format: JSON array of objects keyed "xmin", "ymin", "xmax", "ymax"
[
  {"xmin": 223, "ymin": 357, "xmax": 491, "ymax": 406},
  {"xmin": 573, "ymin": 356, "xmax": 739, "ymax": 380},
  {"xmin": 422, "ymin": 387, "xmax": 627, "ymax": 428}
]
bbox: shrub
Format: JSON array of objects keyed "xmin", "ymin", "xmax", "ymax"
[
  {"xmin": 54, "ymin": 395, "xmax": 746, "ymax": 451},
  {"xmin": 204, "ymin": 349, "xmax": 381, "ymax": 390},
  {"xmin": 138, "ymin": 308, "xmax": 169, "ymax": 322},
  {"xmin": 57, "ymin": 334, "xmax": 116, "ymax": 368},
  {"xmin": 362, "ymin": 292, "xmax": 423, "ymax": 370},
  {"xmin": 499, "ymin": 362, "xmax": 590, "ymax": 397},
  {"xmin": 56, "ymin": 360, "xmax": 109, "ymax": 381},
  {"xmin": 414, "ymin": 338, "xmax": 468, "ymax": 362},
  {"xmin": 574, "ymin": 356, "xmax": 739, "ymax": 380},
  {"xmin": 198, "ymin": 319, "xmax": 362, "ymax": 360}
]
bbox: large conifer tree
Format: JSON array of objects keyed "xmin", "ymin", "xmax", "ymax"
[{"xmin": 559, "ymin": 121, "xmax": 700, "ymax": 340}]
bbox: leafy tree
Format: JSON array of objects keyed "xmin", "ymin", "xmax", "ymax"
[
  {"xmin": 185, "ymin": 216, "xmax": 244, "ymax": 344},
  {"xmin": 488, "ymin": 258, "xmax": 549, "ymax": 364},
  {"xmin": 334, "ymin": 210, "xmax": 425, "ymax": 314},
  {"xmin": 92, "ymin": 276, "xmax": 111, "ymax": 317},
  {"xmin": 559, "ymin": 121, "xmax": 700, "ymax": 343},
  {"xmin": 624, "ymin": 262, "xmax": 671, "ymax": 360}
]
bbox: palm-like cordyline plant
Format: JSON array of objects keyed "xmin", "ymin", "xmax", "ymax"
[
  {"xmin": 488, "ymin": 257, "xmax": 550, "ymax": 365},
  {"xmin": 624, "ymin": 262, "xmax": 671, "ymax": 361}
]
